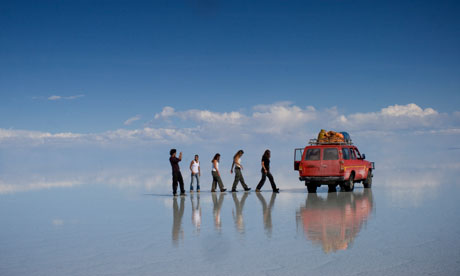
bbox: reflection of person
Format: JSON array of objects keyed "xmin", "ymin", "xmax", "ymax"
[
  {"xmin": 169, "ymin": 149, "xmax": 185, "ymax": 196},
  {"xmin": 256, "ymin": 192, "xmax": 277, "ymax": 237},
  {"xmin": 232, "ymin": 192, "xmax": 249, "ymax": 232},
  {"xmin": 191, "ymin": 193, "xmax": 201, "ymax": 232},
  {"xmin": 230, "ymin": 150, "xmax": 251, "ymax": 192},
  {"xmin": 255, "ymin": 149, "xmax": 279, "ymax": 193},
  {"xmin": 172, "ymin": 196, "xmax": 185, "ymax": 246},
  {"xmin": 189, "ymin": 154, "xmax": 201, "ymax": 192},
  {"xmin": 211, "ymin": 153, "xmax": 227, "ymax": 192},
  {"xmin": 296, "ymin": 189, "xmax": 374, "ymax": 253},
  {"xmin": 212, "ymin": 192, "xmax": 225, "ymax": 230}
]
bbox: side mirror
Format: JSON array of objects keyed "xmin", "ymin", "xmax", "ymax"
[{"xmin": 362, "ymin": 154, "xmax": 366, "ymax": 160}]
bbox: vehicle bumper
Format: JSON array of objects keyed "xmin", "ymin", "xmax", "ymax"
[{"xmin": 299, "ymin": 176, "xmax": 344, "ymax": 184}]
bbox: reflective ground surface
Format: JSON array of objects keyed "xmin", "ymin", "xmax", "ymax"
[{"xmin": 1, "ymin": 177, "xmax": 460, "ymax": 275}]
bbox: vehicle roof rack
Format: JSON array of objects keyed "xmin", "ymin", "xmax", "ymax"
[{"xmin": 308, "ymin": 139, "xmax": 353, "ymax": 146}]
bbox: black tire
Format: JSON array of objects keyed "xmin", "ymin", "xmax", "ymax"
[
  {"xmin": 344, "ymin": 173, "xmax": 354, "ymax": 192},
  {"xmin": 328, "ymin": 184, "xmax": 337, "ymax": 192},
  {"xmin": 363, "ymin": 170, "xmax": 373, "ymax": 188},
  {"xmin": 307, "ymin": 183, "xmax": 317, "ymax": 193}
]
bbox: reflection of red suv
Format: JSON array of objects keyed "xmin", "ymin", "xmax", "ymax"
[{"xmin": 294, "ymin": 138, "xmax": 374, "ymax": 193}]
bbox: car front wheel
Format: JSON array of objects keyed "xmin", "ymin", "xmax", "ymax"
[
  {"xmin": 363, "ymin": 170, "xmax": 373, "ymax": 188},
  {"xmin": 344, "ymin": 174, "xmax": 354, "ymax": 192}
]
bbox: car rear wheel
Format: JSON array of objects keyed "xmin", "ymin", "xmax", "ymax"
[
  {"xmin": 328, "ymin": 184, "xmax": 337, "ymax": 192},
  {"xmin": 363, "ymin": 170, "xmax": 373, "ymax": 188},
  {"xmin": 344, "ymin": 173, "xmax": 354, "ymax": 192},
  {"xmin": 306, "ymin": 183, "xmax": 317, "ymax": 193}
]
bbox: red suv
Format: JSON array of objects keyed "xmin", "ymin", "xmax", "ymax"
[{"xmin": 294, "ymin": 136, "xmax": 374, "ymax": 193}]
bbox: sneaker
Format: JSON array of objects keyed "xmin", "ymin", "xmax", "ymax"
[
  {"xmin": 211, "ymin": 190, "xmax": 216, "ymax": 193},
  {"xmin": 221, "ymin": 188, "xmax": 227, "ymax": 192},
  {"xmin": 231, "ymin": 189, "xmax": 237, "ymax": 193},
  {"xmin": 173, "ymin": 193, "xmax": 177, "ymax": 197},
  {"xmin": 244, "ymin": 188, "xmax": 251, "ymax": 192},
  {"xmin": 197, "ymin": 189, "xmax": 200, "ymax": 193},
  {"xmin": 180, "ymin": 192, "xmax": 186, "ymax": 196},
  {"xmin": 255, "ymin": 189, "xmax": 260, "ymax": 192},
  {"xmin": 273, "ymin": 188, "xmax": 280, "ymax": 193}
]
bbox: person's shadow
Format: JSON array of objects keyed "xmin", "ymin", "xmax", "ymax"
[
  {"xmin": 172, "ymin": 196, "xmax": 185, "ymax": 246},
  {"xmin": 256, "ymin": 192, "xmax": 277, "ymax": 238},
  {"xmin": 232, "ymin": 192, "xmax": 249, "ymax": 233},
  {"xmin": 212, "ymin": 193, "xmax": 226, "ymax": 231}
]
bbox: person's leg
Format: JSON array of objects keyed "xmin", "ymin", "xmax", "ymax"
[
  {"xmin": 231, "ymin": 170, "xmax": 239, "ymax": 190},
  {"xmin": 256, "ymin": 169, "xmax": 267, "ymax": 190},
  {"xmin": 238, "ymin": 168, "xmax": 249, "ymax": 189},
  {"xmin": 190, "ymin": 173, "xmax": 194, "ymax": 191},
  {"xmin": 267, "ymin": 172, "xmax": 277, "ymax": 191},
  {"xmin": 217, "ymin": 174, "xmax": 225, "ymax": 191},
  {"xmin": 178, "ymin": 172, "xmax": 185, "ymax": 194},
  {"xmin": 211, "ymin": 172, "xmax": 217, "ymax": 192},
  {"xmin": 196, "ymin": 174, "xmax": 200, "ymax": 191},
  {"xmin": 172, "ymin": 172, "xmax": 178, "ymax": 195}
]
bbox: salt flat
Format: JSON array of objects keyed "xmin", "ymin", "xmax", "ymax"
[{"xmin": 1, "ymin": 171, "xmax": 459, "ymax": 276}]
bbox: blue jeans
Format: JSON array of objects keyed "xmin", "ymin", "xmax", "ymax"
[{"xmin": 190, "ymin": 173, "xmax": 200, "ymax": 190}]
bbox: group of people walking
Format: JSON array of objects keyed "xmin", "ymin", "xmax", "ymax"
[{"xmin": 169, "ymin": 149, "xmax": 279, "ymax": 196}]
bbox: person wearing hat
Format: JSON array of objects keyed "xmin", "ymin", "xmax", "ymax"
[
  {"xmin": 169, "ymin": 149, "xmax": 185, "ymax": 196},
  {"xmin": 230, "ymin": 149, "xmax": 251, "ymax": 192}
]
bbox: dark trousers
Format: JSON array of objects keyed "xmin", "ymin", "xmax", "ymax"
[
  {"xmin": 172, "ymin": 171, "xmax": 185, "ymax": 194},
  {"xmin": 256, "ymin": 169, "xmax": 277, "ymax": 191},
  {"xmin": 211, "ymin": 171, "xmax": 225, "ymax": 191},
  {"xmin": 232, "ymin": 167, "xmax": 249, "ymax": 190}
]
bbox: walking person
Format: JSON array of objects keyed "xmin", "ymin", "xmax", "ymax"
[
  {"xmin": 230, "ymin": 150, "xmax": 251, "ymax": 192},
  {"xmin": 169, "ymin": 149, "xmax": 185, "ymax": 196},
  {"xmin": 255, "ymin": 149, "xmax": 280, "ymax": 193},
  {"xmin": 211, "ymin": 153, "xmax": 227, "ymax": 192},
  {"xmin": 189, "ymin": 154, "xmax": 201, "ymax": 192}
]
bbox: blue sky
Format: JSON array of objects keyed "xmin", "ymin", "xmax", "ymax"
[
  {"xmin": 1, "ymin": 0, "xmax": 459, "ymax": 133},
  {"xmin": 1, "ymin": 1, "xmax": 460, "ymax": 194}
]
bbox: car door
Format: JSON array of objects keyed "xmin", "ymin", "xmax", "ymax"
[
  {"xmin": 294, "ymin": 148, "xmax": 304, "ymax": 171},
  {"xmin": 320, "ymin": 147, "xmax": 340, "ymax": 176}
]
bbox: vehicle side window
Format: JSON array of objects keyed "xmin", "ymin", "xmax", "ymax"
[
  {"xmin": 342, "ymin": 148, "xmax": 350, "ymax": 160},
  {"xmin": 353, "ymin": 148, "xmax": 361, "ymax": 159},
  {"xmin": 323, "ymin": 148, "xmax": 338, "ymax": 160},
  {"xmin": 305, "ymin": 149, "xmax": 320, "ymax": 161},
  {"xmin": 351, "ymin": 149, "xmax": 357, "ymax": 160}
]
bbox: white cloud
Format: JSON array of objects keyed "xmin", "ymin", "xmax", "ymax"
[
  {"xmin": 48, "ymin": 94, "xmax": 85, "ymax": 101},
  {"xmin": 1, "ymin": 103, "xmax": 458, "ymax": 147},
  {"xmin": 335, "ymin": 103, "xmax": 446, "ymax": 131},
  {"xmin": 124, "ymin": 115, "xmax": 141, "ymax": 125}
]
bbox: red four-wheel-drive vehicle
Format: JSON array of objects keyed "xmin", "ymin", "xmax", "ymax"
[{"xmin": 294, "ymin": 133, "xmax": 375, "ymax": 193}]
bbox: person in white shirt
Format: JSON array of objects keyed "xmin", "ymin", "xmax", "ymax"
[{"xmin": 189, "ymin": 154, "xmax": 201, "ymax": 192}]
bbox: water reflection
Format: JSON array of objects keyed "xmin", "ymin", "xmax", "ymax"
[
  {"xmin": 255, "ymin": 192, "xmax": 277, "ymax": 237},
  {"xmin": 212, "ymin": 193, "xmax": 225, "ymax": 231},
  {"xmin": 191, "ymin": 193, "xmax": 201, "ymax": 233},
  {"xmin": 232, "ymin": 192, "xmax": 249, "ymax": 233},
  {"xmin": 172, "ymin": 196, "xmax": 185, "ymax": 246},
  {"xmin": 296, "ymin": 190, "xmax": 374, "ymax": 253}
]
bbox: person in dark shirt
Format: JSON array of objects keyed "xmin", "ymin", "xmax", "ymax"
[
  {"xmin": 255, "ymin": 149, "xmax": 279, "ymax": 193},
  {"xmin": 170, "ymin": 149, "xmax": 185, "ymax": 196}
]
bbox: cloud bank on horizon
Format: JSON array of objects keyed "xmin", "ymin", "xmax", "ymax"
[{"xmin": 0, "ymin": 102, "xmax": 459, "ymax": 146}]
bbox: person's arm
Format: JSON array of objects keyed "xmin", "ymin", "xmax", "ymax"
[
  {"xmin": 198, "ymin": 163, "xmax": 201, "ymax": 176},
  {"xmin": 261, "ymin": 160, "xmax": 267, "ymax": 173},
  {"xmin": 230, "ymin": 159, "xmax": 234, "ymax": 174},
  {"xmin": 178, "ymin": 152, "xmax": 182, "ymax": 161},
  {"xmin": 190, "ymin": 161, "xmax": 194, "ymax": 173}
]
